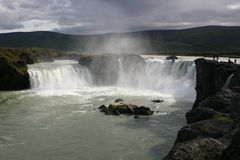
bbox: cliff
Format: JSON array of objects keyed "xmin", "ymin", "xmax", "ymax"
[
  {"xmin": 164, "ymin": 59, "xmax": 240, "ymax": 160},
  {"xmin": 194, "ymin": 58, "xmax": 240, "ymax": 107},
  {"xmin": 0, "ymin": 48, "xmax": 30, "ymax": 90}
]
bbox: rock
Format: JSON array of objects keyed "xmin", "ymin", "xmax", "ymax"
[
  {"xmin": 193, "ymin": 58, "xmax": 240, "ymax": 108},
  {"xmin": 98, "ymin": 103, "xmax": 153, "ymax": 116},
  {"xmin": 114, "ymin": 98, "xmax": 124, "ymax": 103},
  {"xmin": 198, "ymin": 89, "xmax": 240, "ymax": 123},
  {"xmin": 133, "ymin": 106, "xmax": 154, "ymax": 115},
  {"xmin": 98, "ymin": 105, "xmax": 108, "ymax": 112},
  {"xmin": 134, "ymin": 115, "xmax": 140, "ymax": 118},
  {"xmin": 175, "ymin": 117, "xmax": 233, "ymax": 144},
  {"xmin": 186, "ymin": 107, "xmax": 230, "ymax": 124},
  {"xmin": 165, "ymin": 59, "xmax": 240, "ymax": 160},
  {"xmin": 163, "ymin": 138, "xmax": 226, "ymax": 160},
  {"xmin": 151, "ymin": 99, "xmax": 164, "ymax": 103},
  {"xmin": 19, "ymin": 52, "xmax": 37, "ymax": 64},
  {"xmin": 0, "ymin": 49, "xmax": 30, "ymax": 90},
  {"xmin": 222, "ymin": 130, "xmax": 240, "ymax": 160},
  {"xmin": 166, "ymin": 55, "xmax": 178, "ymax": 60},
  {"xmin": 108, "ymin": 104, "xmax": 134, "ymax": 115}
]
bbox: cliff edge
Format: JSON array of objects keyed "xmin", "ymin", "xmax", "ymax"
[
  {"xmin": 164, "ymin": 58, "xmax": 240, "ymax": 160},
  {"xmin": 0, "ymin": 48, "xmax": 30, "ymax": 90}
]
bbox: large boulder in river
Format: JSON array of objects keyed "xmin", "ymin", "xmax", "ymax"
[
  {"xmin": 98, "ymin": 102, "xmax": 153, "ymax": 116},
  {"xmin": 0, "ymin": 48, "xmax": 30, "ymax": 90}
]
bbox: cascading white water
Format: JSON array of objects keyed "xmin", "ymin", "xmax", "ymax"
[
  {"xmin": 28, "ymin": 57, "xmax": 196, "ymax": 99},
  {"xmin": 117, "ymin": 58, "xmax": 196, "ymax": 98},
  {"xmin": 28, "ymin": 60, "xmax": 92, "ymax": 90}
]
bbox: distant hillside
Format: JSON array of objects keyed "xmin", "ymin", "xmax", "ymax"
[{"xmin": 0, "ymin": 26, "xmax": 240, "ymax": 55}]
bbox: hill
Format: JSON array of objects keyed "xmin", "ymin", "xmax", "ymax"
[{"xmin": 0, "ymin": 26, "xmax": 240, "ymax": 55}]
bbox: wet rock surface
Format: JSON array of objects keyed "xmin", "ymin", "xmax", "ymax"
[{"xmin": 98, "ymin": 99, "xmax": 154, "ymax": 116}]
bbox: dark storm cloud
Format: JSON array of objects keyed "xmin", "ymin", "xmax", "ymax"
[{"xmin": 0, "ymin": 0, "xmax": 240, "ymax": 34}]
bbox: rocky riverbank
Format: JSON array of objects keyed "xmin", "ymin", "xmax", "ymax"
[
  {"xmin": 0, "ymin": 48, "xmax": 30, "ymax": 90},
  {"xmin": 0, "ymin": 47, "xmax": 63, "ymax": 90},
  {"xmin": 164, "ymin": 59, "xmax": 240, "ymax": 160}
]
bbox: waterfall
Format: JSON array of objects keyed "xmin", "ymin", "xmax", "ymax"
[
  {"xmin": 28, "ymin": 60, "xmax": 92, "ymax": 90},
  {"xmin": 28, "ymin": 57, "xmax": 196, "ymax": 98},
  {"xmin": 222, "ymin": 74, "xmax": 234, "ymax": 90}
]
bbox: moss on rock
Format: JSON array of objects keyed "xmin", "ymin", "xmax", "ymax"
[{"xmin": 0, "ymin": 48, "xmax": 30, "ymax": 90}]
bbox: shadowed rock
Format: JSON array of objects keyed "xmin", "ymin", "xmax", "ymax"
[
  {"xmin": 151, "ymin": 99, "xmax": 164, "ymax": 103},
  {"xmin": 163, "ymin": 138, "xmax": 226, "ymax": 160},
  {"xmin": 98, "ymin": 102, "xmax": 153, "ymax": 116},
  {"xmin": 0, "ymin": 49, "xmax": 30, "ymax": 90},
  {"xmin": 164, "ymin": 59, "xmax": 240, "ymax": 160}
]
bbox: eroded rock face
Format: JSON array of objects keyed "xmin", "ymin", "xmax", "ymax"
[
  {"xmin": 164, "ymin": 138, "xmax": 226, "ymax": 160},
  {"xmin": 194, "ymin": 58, "xmax": 240, "ymax": 107},
  {"xmin": 176, "ymin": 117, "xmax": 233, "ymax": 144},
  {"xmin": 0, "ymin": 50, "xmax": 30, "ymax": 90},
  {"xmin": 164, "ymin": 59, "xmax": 240, "ymax": 160}
]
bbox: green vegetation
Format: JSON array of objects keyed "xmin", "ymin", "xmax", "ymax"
[
  {"xmin": 0, "ymin": 47, "xmax": 63, "ymax": 90},
  {"xmin": 0, "ymin": 26, "xmax": 240, "ymax": 56},
  {"xmin": 0, "ymin": 48, "xmax": 30, "ymax": 90},
  {"xmin": 214, "ymin": 114, "xmax": 233, "ymax": 123}
]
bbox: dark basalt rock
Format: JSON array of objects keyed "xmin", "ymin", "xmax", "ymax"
[
  {"xmin": 164, "ymin": 138, "xmax": 226, "ymax": 160},
  {"xmin": 164, "ymin": 59, "xmax": 240, "ymax": 160},
  {"xmin": 98, "ymin": 102, "xmax": 153, "ymax": 116},
  {"xmin": 176, "ymin": 117, "xmax": 233, "ymax": 144},
  {"xmin": 194, "ymin": 58, "xmax": 240, "ymax": 108},
  {"xmin": 0, "ymin": 49, "xmax": 30, "ymax": 90},
  {"xmin": 186, "ymin": 107, "xmax": 229, "ymax": 124},
  {"xmin": 133, "ymin": 106, "xmax": 154, "ymax": 115},
  {"xmin": 151, "ymin": 99, "xmax": 164, "ymax": 103},
  {"xmin": 222, "ymin": 130, "xmax": 240, "ymax": 160},
  {"xmin": 166, "ymin": 55, "xmax": 178, "ymax": 60},
  {"xmin": 114, "ymin": 98, "xmax": 124, "ymax": 103}
]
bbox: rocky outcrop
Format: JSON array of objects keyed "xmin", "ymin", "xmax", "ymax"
[
  {"xmin": 164, "ymin": 138, "xmax": 226, "ymax": 160},
  {"xmin": 194, "ymin": 58, "xmax": 240, "ymax": 107},
  {"xmin": 166, "ymin": 55, "xmax": 178, "ymax": 61},
  {"xmin": 164, "ymin": 58, "xmax": 240, "ymax": 160},
  {"xmin": 222, "ymin": 130, "xmax": 240, "ymax": 160},
  {"xmin": 0, "ymin": 49, "xmax": 30, "ymax": 90},
  {"xmin": 98, "ymin": 99, "xmax": 153, "ymax": 116}
]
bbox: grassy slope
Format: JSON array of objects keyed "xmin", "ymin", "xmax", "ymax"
[{"xmin": 0, "ymin": 26, "xmax": 240, "ymax": 55}]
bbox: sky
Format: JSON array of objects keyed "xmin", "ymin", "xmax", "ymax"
[{"xmin": 0, "ymin": 0, "xmax": 240, "ymax": 34}]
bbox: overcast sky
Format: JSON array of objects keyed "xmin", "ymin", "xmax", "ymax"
[{"xmin": 0, "ymin": 0, "xmax": 240, "ymax": 34}]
